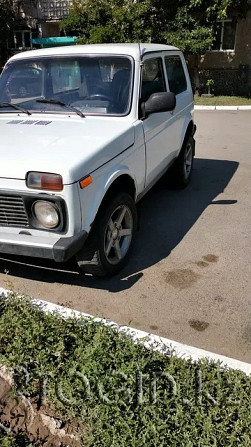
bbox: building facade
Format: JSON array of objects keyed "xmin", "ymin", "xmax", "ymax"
[
  {"xmin": 9, "ymin": 0, "xmax": 72, "ymax": 52},
  {"xmin": 6, "ymin": 1, "xmax": 251, "ymax": 96},
  {"xmin": 188, "ymin": 4, "xmax": 251, "ymax": 96}
]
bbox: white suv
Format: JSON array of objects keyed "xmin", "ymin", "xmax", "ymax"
[{"xmin": 0, "ymin": 43, "xmax": 196, "ymax": 277}]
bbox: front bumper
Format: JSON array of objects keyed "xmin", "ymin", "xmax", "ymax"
[{"xmin": 0, "ymin": 230, "xmax": 88, "ymax": 262}]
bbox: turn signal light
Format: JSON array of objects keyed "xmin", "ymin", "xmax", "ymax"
[
  {"xmin": 26, "ymin": 172, "xmax": 63, "ymax": 191},
  {"xmin": 79, "ymin": 175, "xmax": 92, "ymax": 189}
]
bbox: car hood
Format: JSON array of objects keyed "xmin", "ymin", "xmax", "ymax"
[{"xmin": 0, "ymin": 115, "xmax": 135, "ymax": 184}]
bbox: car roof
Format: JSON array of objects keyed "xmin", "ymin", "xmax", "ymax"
[{"xmin": 8, "ymin": 43, "xmax": 179, "ymax": 63}]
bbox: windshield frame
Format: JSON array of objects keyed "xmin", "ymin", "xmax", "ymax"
[{"xmin": 0, "ymin": 54, "xmax": 135, "ymax": 118}]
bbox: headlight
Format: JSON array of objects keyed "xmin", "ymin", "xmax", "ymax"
[{"xmin": 32, "ymin": 201, "xmax": 60, "ymax": 229}]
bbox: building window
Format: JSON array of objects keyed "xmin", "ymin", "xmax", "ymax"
[
  {"xmin": 211, "ymin": 20, "xmax": 237, "ymax": 51},
  {"xmin": 9, "ymin": 30, "xmax": 33, "ymax": 50}
]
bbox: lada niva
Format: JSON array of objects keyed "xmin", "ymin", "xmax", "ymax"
[{"xmin": 0, "ymin": 43, "xmax": 196, "ymax": 276}]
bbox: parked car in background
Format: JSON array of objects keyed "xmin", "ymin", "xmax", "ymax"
[
  {"xmin": 0, "ymin": 43, "xmax": 196, "ymax": 277},
  {"xmin": 5, "ymin": 67, "xmax": 42, "ymax": 99}
]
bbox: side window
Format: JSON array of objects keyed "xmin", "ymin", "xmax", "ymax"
[
  {"xmin": 141, "ymin": 58, "xmax": 166, "ymax": 102},
  {"xmin": 165, "ymin": 56, "xmax": 187, "ymax": 95}
]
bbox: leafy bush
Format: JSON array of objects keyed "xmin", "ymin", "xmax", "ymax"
[{"xmin": 0, "ymin": 431, "xmax": 32, "ymax": 447}]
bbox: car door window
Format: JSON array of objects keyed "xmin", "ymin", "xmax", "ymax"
[
  {"xmin": 165, "ymin": 56, "xmax": 187, "ymax": 95},
  {"xmin": 141, "ymin": 58, "xmax": 166, "ymax": 102}
]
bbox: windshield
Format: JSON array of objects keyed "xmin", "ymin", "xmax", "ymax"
[{"xmin": 0, "ymin": 55, "xmax": 133, "ymax": 116}]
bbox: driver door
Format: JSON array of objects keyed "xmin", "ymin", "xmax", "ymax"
[{"xmin": 141, "ymin": 55, "xmax": 177, "ymax": 188}]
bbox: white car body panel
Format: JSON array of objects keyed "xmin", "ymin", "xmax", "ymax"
[
  {"xmin": 0, "ymin": 115, "xmax": 135, "ymax": 184},
  {"xmin": 78, "ymin": 121, "xmax": 146, "ymax": 232},
  {"xmin": 142, "ymin": 51, "xmax": 193, "ymax": 187},
  {"xmin": 6, "ymin": 43, "xmax": 178, "ymax": 64}
]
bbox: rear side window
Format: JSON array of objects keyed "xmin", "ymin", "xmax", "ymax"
[{"xmin": 165, "ymin": 56, "xmax": 187, "ymax": 95}]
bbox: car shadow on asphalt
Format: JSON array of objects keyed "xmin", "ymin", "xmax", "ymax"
[{"xmin": 0, "ymin": 158, "xmax": 239, "ymax": 293}]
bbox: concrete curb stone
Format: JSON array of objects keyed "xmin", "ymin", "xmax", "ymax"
[{"xmin": 195, "ymin": 105, "xmax": 251, "ymax": 110}]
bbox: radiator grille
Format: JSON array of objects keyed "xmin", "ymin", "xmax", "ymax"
[{"xmin": 0, "ymin": 194, "xmax": 29, "ymax": 228}]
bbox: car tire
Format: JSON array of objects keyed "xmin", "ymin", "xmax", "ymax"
[
  {"xmin": 76, "ymin": 193, "xmax": 137, "ymax": 277},
  {"xmin": 168, "ymin": 134, "xmax": 195, "ymax": 188}
]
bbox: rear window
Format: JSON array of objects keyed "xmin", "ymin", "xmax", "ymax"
[{"xmin": 165, "ymin": 56, "xmax": 187, "ymax": 95}]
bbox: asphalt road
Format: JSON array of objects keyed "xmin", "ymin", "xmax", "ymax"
[{"xmin": 1, "ymin": 111, "xmax": 250, "ymax": 363}]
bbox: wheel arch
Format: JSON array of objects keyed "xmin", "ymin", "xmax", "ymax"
[
  {"xmin": 102, "ymin": 173, "xmax": 136, "ymax": 204},
  {"xmin": 181, "ymin": 119, "xmax": 196, "ymax": 155},
  {"xmin": 83, "ymin": 171, "xmax": 137, "ymax": 233}
]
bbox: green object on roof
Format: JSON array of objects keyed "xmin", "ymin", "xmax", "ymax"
[{"xmin": 31, "ymin": 37, "xmax": 77, "ymax": 48}]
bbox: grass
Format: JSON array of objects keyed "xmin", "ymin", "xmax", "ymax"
[
  {"xmin": 0, "ymin": 292, "xmax": 250, "ymax": 446},
  {"xmin": 194, "ymin": 95, "xmax": 251, "ymax": 106}
]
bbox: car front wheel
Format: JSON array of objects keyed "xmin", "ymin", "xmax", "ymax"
[{"xmin": 76, "ymin": 193, "xmax": 137, "ymax": 277}]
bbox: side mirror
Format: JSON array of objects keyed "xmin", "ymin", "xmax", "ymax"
[{"xmin": 141, "ymin": 91, "xmax": 176, "ymax": 118}]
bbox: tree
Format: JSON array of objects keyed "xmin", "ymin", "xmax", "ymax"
[
  {"xmin": 60, "ymin": 0, "xmax": 249, "ymax": 89},
  {"xmin": 0, "ymin": 0, "xmax": 16, "ymax": 67},
  {"xmin": 60, "ymin": 0, "xmax": 156, "ymax": 43},
  {"xmin": 163, "ymin": 0, "xmax": 248, "ymax": 54},
  {"xmin": 61, "ymin": 0, "xmax": 248, "ymax": 52}
]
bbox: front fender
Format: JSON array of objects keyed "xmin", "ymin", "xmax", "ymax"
[{"xmin": 78, "ymin": 166, "xmax": 136, "ymax": 233}]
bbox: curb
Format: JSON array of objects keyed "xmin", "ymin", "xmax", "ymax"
[
  {"xmin": 195, "ymin": 105, "xmax": 251, "ymax": 110},
  {"xmin": 1, "ymin": 288, "xmax": 250, "ymax": 376}
]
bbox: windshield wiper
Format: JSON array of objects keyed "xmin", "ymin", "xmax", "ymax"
[
  {"xmin": 36, "ymin": 99, "xmax": 85, "ymax": 118},
  {"xmin": 0, "ymin": 102, "xmax": 32, "ymax": 116}
]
